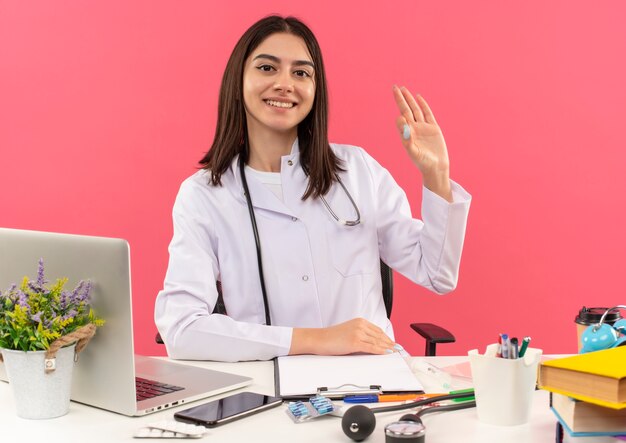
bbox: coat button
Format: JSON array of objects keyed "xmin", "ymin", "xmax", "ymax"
[
  {"xmin": 287, "ymin": 160, "xmax": 293, "ymax": 166},
  {"xmin": 302, "ymin": 275, "xmax": 309, "ymax": 281}
]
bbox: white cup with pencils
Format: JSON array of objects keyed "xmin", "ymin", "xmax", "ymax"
[{"xmin": 468, "ymin": 342, "xmax": 543, "ymax": 426}]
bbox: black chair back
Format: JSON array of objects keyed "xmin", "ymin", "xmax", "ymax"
[{"xmin": 380, "ymin": 260, "xmax": 393, "ymax": 318}]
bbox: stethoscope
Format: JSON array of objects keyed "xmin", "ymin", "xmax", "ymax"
[
  {"xmin": 341, "ymin": 392, "xmax": 476, "ymax": 442},
  {"xmin": 238, "ymin": 157, "xmax": 360, "ymax": 326}
]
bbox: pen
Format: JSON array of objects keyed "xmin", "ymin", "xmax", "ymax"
[
  {"xmin": 518, "ymin": 336, "xmax": 531, "ymax": 357},
  {"xmin": 501, "ymin": 333, "xmax": 509, "ymax": 359},
  {"xmin": 343, "ymin": 395, "xmax": 378, "ymax": 403},
  {"xmin": 449, "ymin": 388, "xmax": 475, "ymax": 402},
  {"xmin": 510, "ymin": 337, "xmax": 519, "ymax": 359},
  {"xmin": 343, "ymin": 394, "xmax": 419, "ymax": 403},
  {"xmin": 378, "ymin": 394, "xmax": 420, "ymax": 402}
]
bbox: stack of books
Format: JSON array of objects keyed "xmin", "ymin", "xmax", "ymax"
[{"xmin": 538, "ymin": 346, "xmax": 626, "ymax": 438}]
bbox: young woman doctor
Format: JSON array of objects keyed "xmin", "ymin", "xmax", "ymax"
[{"xmin": 155, "ymin": 15, "xmax": 471, "ymax": 362}]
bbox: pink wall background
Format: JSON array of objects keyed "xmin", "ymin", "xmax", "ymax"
[{"xmin": 2, "ymin": 1, "xmax": 626, "ymax": 357}]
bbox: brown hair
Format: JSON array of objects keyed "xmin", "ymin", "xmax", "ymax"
[{"xmin": 198, "ymin": 15, "xmax": 343, "ymax": 199}]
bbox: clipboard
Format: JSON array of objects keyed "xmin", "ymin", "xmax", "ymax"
[{"xmin": 274, "ymin": 353, "xmax": 424, "ymax": 400}]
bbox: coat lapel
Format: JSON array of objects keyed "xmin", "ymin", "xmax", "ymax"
[{"xmin": 226, "ymin": 139, "xmax": 306, "ymax": 218}]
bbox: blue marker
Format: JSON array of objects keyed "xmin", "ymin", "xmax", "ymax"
[{"xmin": 344, "ymin": 395, "xmax": 379, "ymax": 404}]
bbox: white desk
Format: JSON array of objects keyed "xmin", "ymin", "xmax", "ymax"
[{"xmin": 0, "ymin": 356, "xmax": 621, "ymax": 442}]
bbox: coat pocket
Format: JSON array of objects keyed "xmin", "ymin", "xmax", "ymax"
[{"xmin": 325, "ymin": 219, "xmax": 378, "ymax": 277}]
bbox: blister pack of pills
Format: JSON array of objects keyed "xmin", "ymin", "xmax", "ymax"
[
  {"xmin": 285, "ymin": 395, "xmax": 341, "ymax": 423},
  {"xmin": 134, "ymin": 420, "xmax": 208, "ymax": 439}
]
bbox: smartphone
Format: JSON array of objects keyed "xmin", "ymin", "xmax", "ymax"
[{"xmin": 174, "ymin": 392, "xmax": 283, "ymax": 427}]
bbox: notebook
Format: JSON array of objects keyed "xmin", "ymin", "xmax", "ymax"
[{"xmin": 0, "ymin": 228, "xmax": 252, "ymax": 416}]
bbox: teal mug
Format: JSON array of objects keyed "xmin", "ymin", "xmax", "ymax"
[{"xmin": 577, "ymin": 306, "xmax": 626, "ymax": 353}]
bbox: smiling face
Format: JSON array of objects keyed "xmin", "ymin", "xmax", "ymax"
[{"xmin": 242, "ymin": 32, "xmax": 316, "ymax": 141}]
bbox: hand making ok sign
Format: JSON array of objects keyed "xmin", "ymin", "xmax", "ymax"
[{"xmin": 393, "ymin": 85, "xmax": 452, "ymax": 202}]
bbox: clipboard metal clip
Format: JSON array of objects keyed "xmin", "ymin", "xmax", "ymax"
[{"xmin": 317, "ymin": 384, "xmax": 382, "ymax": 398}]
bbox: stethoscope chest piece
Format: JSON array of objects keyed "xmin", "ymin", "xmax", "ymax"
[{"xmin": 384, "ymin": 420, "xmax": 426, "ymax": 443}]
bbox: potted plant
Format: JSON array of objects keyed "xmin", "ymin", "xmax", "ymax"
[{"xmin": 0, "ymin": 259, "xmax": 104, "ymax": 419}]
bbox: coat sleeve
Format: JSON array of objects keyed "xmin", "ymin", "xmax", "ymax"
[
  {"xmin": 154, "ymin": 179, "xmax": 293, "ymax": 362},
  {"xmin": 359, "ymin": 149, "xmax": 472, "ymax": 294}
]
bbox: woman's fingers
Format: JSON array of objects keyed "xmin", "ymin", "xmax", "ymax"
[
  {"xmin": 392, "ymin": 85, "xmax": 417, "ymax": 123},
  {"xmin": 350, "ymin": 318, "xmax": 396, "ymax": 353},
  {"xmin": 331, "ymin": 318, "xmax": 397, "ymax": 355},
  {"xmin": 362, "ymin": 321, "xmax": 395, "ymax": 345},
  {"xmin": 399, "ymin": 86, "xmax": 425, "ymax": 122},
  {"xmin": 393, "ymin": 85, "xmax": 437, "ymax": 126},
  {"xmin": 414, "ymin": 94, "xmax": 437, "ymax": 124}
]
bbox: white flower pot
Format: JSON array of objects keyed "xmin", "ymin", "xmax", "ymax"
[{"xmin": 1, "ymin": 343, "xmax": 76, "ymax": 419}]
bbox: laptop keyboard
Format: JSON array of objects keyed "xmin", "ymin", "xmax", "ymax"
[{"xmin": 136, "ymin": 377, "xmax": 185, "ymax": 402}]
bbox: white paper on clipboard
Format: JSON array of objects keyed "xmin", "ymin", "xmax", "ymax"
[{"xmin": 275, "ymin": 353, "xmax": 423, "ymax": 398}]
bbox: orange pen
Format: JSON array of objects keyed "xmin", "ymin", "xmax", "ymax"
[
  {"xmin": 344, "ymin": 393, "xmax": 441, "ymax": 403},
  {"xmin": 377, "ymin": 394, "xmax": 422, "ymax": 402}
]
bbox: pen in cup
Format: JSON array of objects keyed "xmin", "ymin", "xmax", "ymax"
[
  {"xmin": 501, "ymin": 333, "xmax": 510, "ymax": 359},
  {"xmin": 510, "ymin": 337, "xmax": 519, "ymax": 359},
  {"xmin": 518, "ymin": 336, "xmax": 531, "ymax": 357}
]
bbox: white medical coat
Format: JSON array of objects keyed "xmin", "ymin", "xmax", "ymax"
[{"xmin": 155, "ymin": 140, "xmax": 471, "ymax": 362}]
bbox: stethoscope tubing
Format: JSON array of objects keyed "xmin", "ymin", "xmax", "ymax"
[
  {"xmin": 369, "ymin": 391, "xmax": 475, "ymax": 414},
  {"xmin": 239, "ymin": 158, "xmax": 272, "ymax": 326}
]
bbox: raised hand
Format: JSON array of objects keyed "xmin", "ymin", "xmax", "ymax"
[{"xmin": 392, "ymin": 85, "xmax": 452, "ymax": 202}]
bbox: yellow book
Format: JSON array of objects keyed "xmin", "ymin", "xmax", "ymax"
[{"xmin": 538, "ymin": 346, "xmax": 626, "ymax": 409}]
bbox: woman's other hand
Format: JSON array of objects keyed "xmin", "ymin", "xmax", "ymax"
[{"xmin": 290, "ymin": 318, "xmax": 398, "ymax": 356}]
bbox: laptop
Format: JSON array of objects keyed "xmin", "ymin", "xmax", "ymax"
[{"xmin": 0, "ymin": 228, "xmax": 252, "ymax": 416}]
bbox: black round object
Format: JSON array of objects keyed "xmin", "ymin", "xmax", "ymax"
[
  {"xmin": 399, "ymin": 413, "xmax": 419, "ymax": 422},
  {"xmin": 341, "ymin": 405, "xmax": 376, "ymax": 441},
  {"xmin": 575, "ymin": 306, "xmax": 621, "ymax": 326}
]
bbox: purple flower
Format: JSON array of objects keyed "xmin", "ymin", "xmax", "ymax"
[
  {"xmin": 16, "ymin": 290, "xmax": 28, "ymax": 307},
  {"xmin": 28, "ymin": 281, "xmax": 42, "ymax": 293},
  {"xmin": 62, "ymin": 309, "xmax": 77, "ymax": 321},
  {"xmin": 81, "ymin": 280, "xmax": 93, "ymax": 302},
  {"xmin": 36, "ymin": 258, "xmax": 47, "ymax": 286},
  {"xmin": 59, "ymin": 290, "xmax": 70, "ymax": 310},
  {"xmin": 70, "ymin": 281, "xmax": 85, "ymax": 304},
  {"xmin": 31, "ymin": 311, "xmax": 43, "ymax": 323},
  {"xmin": 14, "ymin": 290, "xmax": 31, "ymax": 314}
]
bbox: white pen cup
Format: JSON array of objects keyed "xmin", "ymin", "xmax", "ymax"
[{"xmin": 468, "ymin": 344, "xmax": 542, "ymax": 426}]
